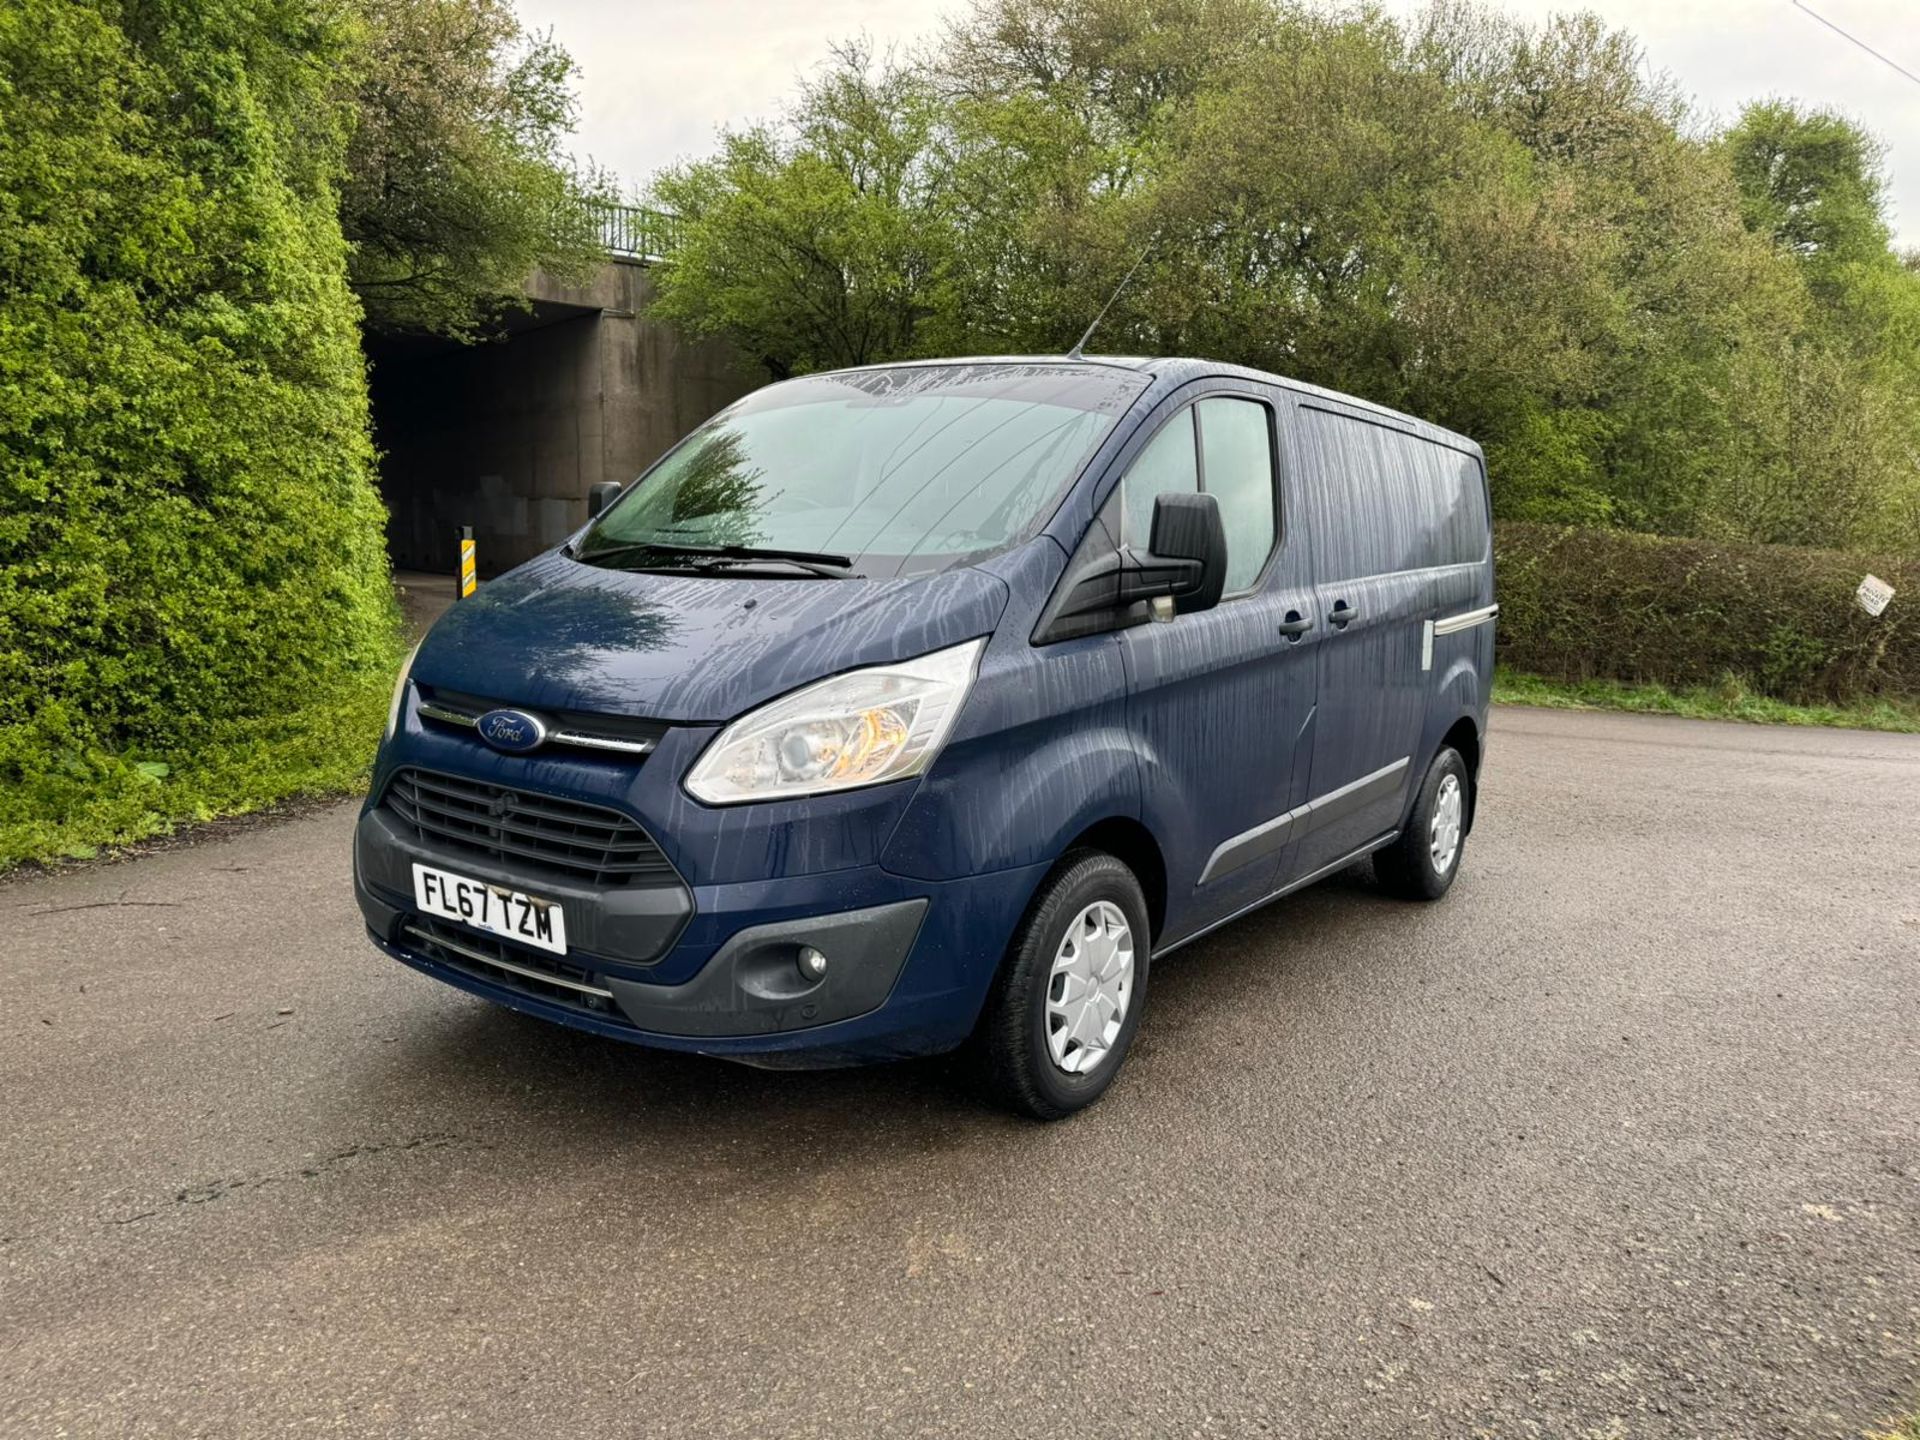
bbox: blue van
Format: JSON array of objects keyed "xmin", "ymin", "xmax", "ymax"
[{"xmin": 355, "ymin": 358, "xmax": 1495, "ymax": 1118}]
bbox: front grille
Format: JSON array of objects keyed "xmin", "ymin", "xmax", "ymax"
[
  {"xmin": 401, "ymin": 918, "xmax": 630, "ymax": 1024},
  {"xmin": 415, "ymin": 686, "xmax": 669, "ymax": 759},
  {"xmin": 381, "ymin": 768, "xmax": 676, "ymax": 887}
]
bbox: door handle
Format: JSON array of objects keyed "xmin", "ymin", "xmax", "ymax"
[
  {"xmin": 1277, "ymin": 612, "xmax": 1313, "ymax": 640},
  {"xmin": 1329, "ymin": 599, "xmax": 1359, "ymax": 629}
]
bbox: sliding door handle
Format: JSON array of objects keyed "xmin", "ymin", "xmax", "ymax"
[{"xmin": 1329, "ymin": 599, "xmax": 1359, "ymax": 629}]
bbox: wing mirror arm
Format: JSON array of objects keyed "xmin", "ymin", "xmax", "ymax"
[
  {"xmin": 1048, "ymin": 547, "xmax": 1205, "ymax": 624},
  {"xmin": 1113, "ymin": 549, "xmax": 1204, "ymax": 606}
]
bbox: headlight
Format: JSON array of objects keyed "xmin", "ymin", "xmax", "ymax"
[
  {"xmin": 385, "ymin": 641, "xmax": 422, "ymax": 739},
  {"xmin": 685, "ymin": 638, "xmax": 987, "ymax": 804}
]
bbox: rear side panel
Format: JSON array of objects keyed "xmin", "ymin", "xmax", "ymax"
[
  {"xmin": 1284, "ymin": 400, "xmax": 1490, "ymax": 875},
  {"xmin": 1414, "ymin": 451, "xmax": 1496, "ymax": 796}
]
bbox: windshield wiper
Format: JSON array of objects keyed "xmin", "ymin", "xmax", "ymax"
[{"xmin": 577, "ymin": 539, "xmax": 858, "ymax": 578}]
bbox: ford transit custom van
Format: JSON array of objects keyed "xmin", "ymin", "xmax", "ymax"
[{"xmin": 355, "ymin": 358, "xmax": 1496, "ymax": 1118}]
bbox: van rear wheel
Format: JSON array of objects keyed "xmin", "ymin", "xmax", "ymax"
[
  {"xmin": 1374, "ymin": 746, "xmax": 1469, "ymax": 901},
  {"xmin": 975, "ymin": 850, "xmax": 1151, "ymax": 1121}
]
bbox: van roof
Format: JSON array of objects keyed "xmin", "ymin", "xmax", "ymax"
[{"xmin": 811, "ymin": 354, "xmax": 1482, "ymax": 457}]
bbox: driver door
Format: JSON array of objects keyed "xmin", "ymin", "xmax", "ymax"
[{"xmin": 1115, "ymin": 391, "xmax": 1320, "ymax": 943}]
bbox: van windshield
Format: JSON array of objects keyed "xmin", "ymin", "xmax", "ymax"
[{"xmin": 576, "ymin": 363, "xmax": 1147, "ymax": 579}]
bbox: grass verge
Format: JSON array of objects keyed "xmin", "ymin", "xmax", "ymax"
[
  {"xmin": 0, "ymin": 672, "xmax": 390, "ymax": 875},
  {"xmin": 1495, "ymin": 670, "xmax": 1920, "ymax": 734},
  {"xmin": 1866, "ymin": 1412, "xmax": 1920, "ymax": 1440}
]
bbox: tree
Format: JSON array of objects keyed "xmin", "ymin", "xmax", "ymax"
[
  {"xmin": 936, "ymin": 0, "xmax": 1272, "ymax": 356},
  {"xmin": 1411, "ymin": 8, "xmax": 1815, "ymax": 537},
  {"xmin": 1719, "ymin": 102, "xmax": 1920, "ymax": 549},
  {"xmin": 646, "ymin": 0, "xmax": 1920, "ymax": 551},
  {"xmin": 1724, "ymin": 101, "xmax": 1891, "ymax": 277},
  {"xmin": 339, "ymin": 0, "xmax": 611, "ymax": 338},
  {"xmin": 647, "ymin": 43, "xmax": 955, "ymax": 377}
]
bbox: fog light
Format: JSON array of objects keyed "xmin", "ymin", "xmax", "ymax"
[{"xmin": 797, "ymin": 945, "xmax": 829, "ymax": 981}]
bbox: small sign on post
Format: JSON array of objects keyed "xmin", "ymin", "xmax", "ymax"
[
  {"xmin": 1856, "ymin": 574, "xmax": 1894, "ymax": 617},
  {"xmin": 457, "ymin": 526, "xmax": 477, "ymax": 600}
]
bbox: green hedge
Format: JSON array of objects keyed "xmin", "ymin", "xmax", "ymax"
[
  {"xmin": 0, "ymin": 0, "xmax": 400, "ymax": 868},
  {"xmin": 1496, "ymin": 522, "xmax": 1917, "ymax": 704}
]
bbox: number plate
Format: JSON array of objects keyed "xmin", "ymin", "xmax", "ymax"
[{"xmin": 411, "ymin": 863, "xmax": 568, "ymax": 955}]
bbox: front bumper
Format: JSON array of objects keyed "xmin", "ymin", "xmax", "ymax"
[{"xmin": 354, "ymin": 805, "xmax": 1046, "ymax": 1066}]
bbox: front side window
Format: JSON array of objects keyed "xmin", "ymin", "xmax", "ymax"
[
  {"xmin": 1118, "ymin": 396, "xmax": 1278, "ymax": 594},
  {"xmin": 578, "ymin": 363, "xmax": 1147, "ymax": 579},
  {"xmin": 1118, "ymin": 408, "xmax": 1198, "ymax": 551}
]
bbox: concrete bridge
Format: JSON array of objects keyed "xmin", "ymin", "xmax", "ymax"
[{"xmin": 368, "ymin": 205, "xmax": 753, "ymax": 577}]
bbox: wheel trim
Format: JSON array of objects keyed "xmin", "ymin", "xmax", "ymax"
[
  {"xmin": 1044, "ymin": 901, "xmax": 1135, "ymax": 1076},
  {"xmin": 1430, "ymin": 773, "xmax": 1463, "ymax": 874}
]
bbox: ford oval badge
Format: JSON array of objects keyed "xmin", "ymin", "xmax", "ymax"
[{"xmin": 476, "ymin": 708, "xmax": 548, "ymax": 754}]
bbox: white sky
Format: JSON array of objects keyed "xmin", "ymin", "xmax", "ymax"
[{"xmin": 518, "ymin": 0, "xmax": 1920, "ymax": 249}]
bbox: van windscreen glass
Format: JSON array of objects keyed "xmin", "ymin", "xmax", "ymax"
[{"xmin": 576, "ymin": 363, "xmax": 1147, "ymax": 579}]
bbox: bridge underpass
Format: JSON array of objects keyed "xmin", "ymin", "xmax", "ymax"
[{"xmin": 368, "ymin": 210, "xmax": 752, "ymax": 578}]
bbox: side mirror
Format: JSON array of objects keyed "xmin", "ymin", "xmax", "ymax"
[
  {"xmin": 1041, "ymin": 491, "xmax": 1229, "ymax": 639},
  {"xmin": 587, "ymin": 481, "xmax": 623, "ymax": 518},
  {"xmin": 1117, "ymin": 491, "xmax": 1228, "ymax": 615}
]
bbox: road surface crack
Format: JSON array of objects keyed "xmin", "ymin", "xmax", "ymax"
[
  {"xmin": 173, "ymin": 1132, "xmax": 485, "ymax": 1207},
  {"xmin": 26, "ymin": 895, "xmax": 187, "ymax": 917},
  {"xmin": 89, "ymin": 1133, "xmax": 491, "ymax": 1228}
]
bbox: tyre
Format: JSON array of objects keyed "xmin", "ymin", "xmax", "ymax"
[
  {"xmin": 975, "ymin": 850, "xmax": 1151, "ymax": 1121},
  {"xmin": 1373, "ymin": 746, "xmax": 1469, "ymax": 901}
]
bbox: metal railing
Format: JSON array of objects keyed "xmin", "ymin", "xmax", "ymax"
[{"xmin": 592, "ymin": 202, "xmax": 682, "ymax": 261}]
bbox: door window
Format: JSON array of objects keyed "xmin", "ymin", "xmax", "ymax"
[
  {"xmin": 1117, "ymin": 398, "xmax": 1278, "ymax": 594},
  {"xmin": 1118, "ymin": 408, "xmax": 1198, "ymax": 553},
  {"xmin": 1195, "ymin": 398, "xmax": 1277, "ymax": 592}
]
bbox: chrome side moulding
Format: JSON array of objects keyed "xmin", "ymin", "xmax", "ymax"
[
  {"xmin": 1196, "ymin": 809, "xmax": 1297, "ymax": 887},
  {"xmin": 1161, "ymin": 831, "xmax": 1402, "ymax": 960},
  {"xmin": 1197, "ymin": 756, "xmax": 1411, "ymax": 885}
]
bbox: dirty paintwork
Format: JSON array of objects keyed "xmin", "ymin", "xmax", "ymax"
[{"xmin": 356, "ymin": 355, "xmax": 1495, "ymax": 1064}]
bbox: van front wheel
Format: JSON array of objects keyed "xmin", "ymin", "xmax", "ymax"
[
  {"xmin": 976, "ymin": 851, "xmax": 1151, "ymax": 1121},
  {"xmin": 1374, "ymin": 746, "xmax": 1469, "ymax": 901}
]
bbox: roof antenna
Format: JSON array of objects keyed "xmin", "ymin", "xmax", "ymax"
[{"xmin": 1067, "ymin": 239, "xmax": 1155, "ymax": 360}]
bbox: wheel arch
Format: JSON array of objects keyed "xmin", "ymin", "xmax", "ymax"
[
  {"xmin": 1059, "ymin": 816, "xmax": 1168, "ymax": 945},
  {"xmin": 1438, "ymin": 713, "xmax": 1483, "ymax": 833}
]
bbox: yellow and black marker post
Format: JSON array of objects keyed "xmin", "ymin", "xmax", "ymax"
[{"xmin": 456, "ymin": 526, "xmax": 477, "ymax": 600}]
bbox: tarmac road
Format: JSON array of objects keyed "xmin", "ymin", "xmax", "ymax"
[{"xmin": 4, "ymin": 706, "xmax": 1918, "ymax": 1438}]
